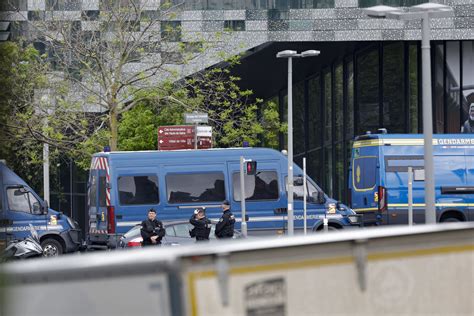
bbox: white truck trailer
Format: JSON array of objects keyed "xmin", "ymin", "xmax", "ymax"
[{"xmin": 1, "ymin": 223, "xmax": 473, "ymax": 316}]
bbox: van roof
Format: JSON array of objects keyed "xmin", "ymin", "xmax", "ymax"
[
  {"xmin": 353, "ymin": 134, "xmax": 474, "ymax": 148},
  {"xmin": 0, "ymin": 162, "xmax": 29, "ymax": 187},
  {"xmin": 92, "ymin": 147, "xmax": 284, "ymax": 160}
]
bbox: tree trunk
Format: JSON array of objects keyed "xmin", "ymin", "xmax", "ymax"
[{"xmin": 109, "ymin": 105, "xmax": 118, "ymax": 151}]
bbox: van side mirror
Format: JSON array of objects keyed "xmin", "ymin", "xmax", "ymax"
[
  {"xmin": 13, "ymin": 187, "xmax": 28, "ymax": 196},
  {"xmin": 42, "ymin": 200, "xmax": 49, "ymax": 214},
  {"xmin": 312, "ymin": 192, "xmax": 326, "ymax": 204},
  {"xmin": 294, "ymin": 177, "xmax": 304, "ymax": 186}
]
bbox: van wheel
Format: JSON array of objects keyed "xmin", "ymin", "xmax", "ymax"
[
  {"xmin": 41, "ymin": 238, "xmax": 63, "ymax": 257},
  {"xmin": 441, "ymin": 217, "xmax": 460, "ymax": 223}
]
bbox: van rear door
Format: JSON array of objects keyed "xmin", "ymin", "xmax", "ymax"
[
  {"xmin": 351, "ymin": 151, "xmax": 379, "ymax": 224},
  {"xmin": 88, "ymin": 160, "xmax": 108, "ymax": 236}
]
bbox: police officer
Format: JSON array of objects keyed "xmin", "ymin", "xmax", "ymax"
[
  {"xmin": 189, "ymin": 207, "xmax": 211, "ymax": 242},
  {"xmin": 140, "ymin": 208, "xmax": 165, "ymax": 246},
  {"xmin": 215, "ymin": 200, "xmax": 235, "ymax": 239}
]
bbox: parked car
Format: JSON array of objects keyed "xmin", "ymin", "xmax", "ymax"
[{"xmin": 119, "ymin": 220, "xmax": 243, "ymax": 248}]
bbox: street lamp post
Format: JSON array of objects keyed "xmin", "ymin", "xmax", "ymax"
[
  {"xmin": 276, "ymin": 49, "xmax": 320, "ymax": 235},
  {"xmin": 363, "ymin": 3, "xmax": 453, "ymax": 225}
]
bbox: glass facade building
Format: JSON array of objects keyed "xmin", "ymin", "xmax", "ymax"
[{"xmin": 270, "ymin": 40, "xmax": 474, "ymax": 203}]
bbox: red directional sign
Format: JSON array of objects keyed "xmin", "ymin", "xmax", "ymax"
[
  {"xmin": 158, "ymin": 126, "xmax": 194, "ymax": 137},
  {"xmin": 158, "ymin": 125, "xmax": 213, "ymax": 150}
]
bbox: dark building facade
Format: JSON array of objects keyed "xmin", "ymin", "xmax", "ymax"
[{"xmin": 255, "ymin": 40, "xmax": 474, "ymax": 203}]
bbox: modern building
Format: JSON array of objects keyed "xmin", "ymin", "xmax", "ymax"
[{"xmin": 1, "ymin": 1, "xmax": 473, "ymax": 226}]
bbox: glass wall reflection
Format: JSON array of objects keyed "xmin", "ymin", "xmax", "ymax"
[{"xmin": 272, "ymin": 40, "xmax": 472, "ymax": 203}]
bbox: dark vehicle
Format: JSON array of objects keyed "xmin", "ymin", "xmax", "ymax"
[
  {"xmin": 119, "ymin": 220, "xmax": 243, "ymax": 248},
  {"xmin": 0, "ymin": 162, "xmax": 81, "ymax": 256}
]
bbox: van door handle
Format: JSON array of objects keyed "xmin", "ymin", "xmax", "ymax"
[
  {"xmin": 274, "ymin": 208, "xmax": 287, "ymax": 214},
  {"xmin": 363, "ymin": 197, "xmax": 368, "ymax": 205}
]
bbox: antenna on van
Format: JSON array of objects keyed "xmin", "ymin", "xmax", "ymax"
[{"xmin": 281, "ymin": 150, "xmax": 288, "ymax": 156}]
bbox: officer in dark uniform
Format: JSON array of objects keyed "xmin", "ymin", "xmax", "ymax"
[
  {"xmin": 189, "ymin": 207, "xmax": 211, "ymax": 242},
  {"xmin": 215, "ymin": 200, "xmax": 235, "ymax": 239},
  {"xmin": 140, "ymin": 208, "xmax": 165, "ymax": 246}
]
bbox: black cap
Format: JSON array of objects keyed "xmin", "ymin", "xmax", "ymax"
[{"xmin": 222, "ymin": 200, "xmax": 230, "ymax": 206}]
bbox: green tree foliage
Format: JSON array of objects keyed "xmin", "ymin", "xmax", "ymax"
[
  {"xmin": 0, "ymin": 41, "xmax": 54, "ymax": 192},
  {"xmin": 117, "ymin": 57, "xmax": 282, "ymax": 151}
]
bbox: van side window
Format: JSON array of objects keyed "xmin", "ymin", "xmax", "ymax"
[
  {"xmin": 89, "ymin": 175, "xmax": 97, "ymax": 207},
  {"xmin": 98, "ymin": 176, "xmax": 107, "ymax": 207},
  {"xmin": 385, "ymin": 156, "xmax": 424, "ymax": 172},
  {"xmin": 285, "ymin": 177, "xmax": 319, "ymax": 201},
  {"xmin": 118, "ymin": 175, "xmax": 159, "ymax": 205},
  {"xmin": 166, "ymin": 173, "xmax": 225, "ymax": 203},
  {"xmin": 7, "ymin": 188, "xmax": 41, "ymax": 214},
  {"xmin": 352, "ymin": 157, "xmax": 377, "ymax": 191},
  {"xmin": 233, "ymin": 171, "xmax": 279, "ymax": 201}
]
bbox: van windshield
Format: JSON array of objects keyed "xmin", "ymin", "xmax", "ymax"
[{"xmin": 352, "ymin": 156, "xmax": 377, "ymax": 190}]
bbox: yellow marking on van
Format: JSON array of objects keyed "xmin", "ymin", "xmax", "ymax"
[
  {"xmin": 389, "ymin": 203, "xmax": 474, "ymax": 208},
  {"xmin": 353, "ymin": 207, "xmax": 378, "ymax": 212},
  {"xmin": 187, "ymin": 244, "xmax": 474, "ymax": 316},
  {"xmin": 353, "ymin": 138, "xmax": 440, "ymax": 148}
]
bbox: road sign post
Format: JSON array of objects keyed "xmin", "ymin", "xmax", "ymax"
[
  {"xmin": 303, "ymin": 157, "xmax": 307, "ymax": 235},
  {"xmin": 240, "ymin": 156, "xmax": 248, "ymax": 237}
]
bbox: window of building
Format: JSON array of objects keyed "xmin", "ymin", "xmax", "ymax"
[
  {"xmin": 462, "ymin": 41, "xmax": 474, "ymax": 134},
  {"xmin": 446, "ymin": 41, "xmax": 461, "ymax": 133},
  {"xmin": 224, "ymin": 20, "xmax": 245, "ymax": 31},
  {"xmin": 166, "ymin": 173, "xmax": 225, "ymax": 203},
  {"xmin": 345, "ymin": 58, "xmax": 354, "ymax": 140},
  {"xmin": 46, "ymin": 0, "xmax": 81, "ymax": 11},
  {"xmin": 0, "ymin": 0, "xmax": 27, "ymax": 10},
  {"xmin": 356, "ymin": 48, "xmax": 379, "ymax": 134},
  {"xmin": 118, "ymin": 175, "xmax": 159, "ymax": 205},
  {"xmin": 81, "ymin": 10, "xmax": 100, "ymax": 20},
  {"xmin": 434, "ymin": 44, "xmax": 445, "ymax": 133},
  {"xmin": 7, "ymin": 188, "xmax": 41, "ymax": 214},
  {"xmin": 233, "ymin": 171, "xmax": 279, "ymax": 201},
  {"xmin": 323, "ymin": 70, "xmax": 332, "ymax": 145},
  {"xmin": 294, "ymin": 81, "xmax": 305, "ymax": 155},
  {"xmin": 408, "ymin": 43, "xmax": 419, "ymax": 133},
  {"xmin": 308, "ymin": 76, "xmax": 321, "ymax": 151},
  {"xmin": 383, "ymin": 42, "xmax": 405, "ymax": 133},
  {"xmin": 161, "ymin": 21, "xmax": 181, "ymax": 42}
]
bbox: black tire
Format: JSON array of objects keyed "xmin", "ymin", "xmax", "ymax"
[
  {"xmin": 41, "ymin": 238, "xmax": 63, "ymax": 257},
  {"xmin": 441, "ymin": 217, "xmax": 461, "ymax": 223},
  {"xmin": 315, "ymin": 224, "xmax": 341, "ymax": 232}
]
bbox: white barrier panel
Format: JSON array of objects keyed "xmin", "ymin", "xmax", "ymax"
[{"xmin": 2, "ymin": 223, "xmax": 473, "ymax": 316}]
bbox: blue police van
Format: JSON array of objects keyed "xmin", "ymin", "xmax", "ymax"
[
  {"xmin": 87, "ymin": 148, "xmax": 361, "ymax": 248},
  {"xmin": 349, "ymin": 133, "xmax": 474, "ymax": 225},
  {"xmin": 0, "ymin": 162, "xmax": 81, "ymax": 256}
]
